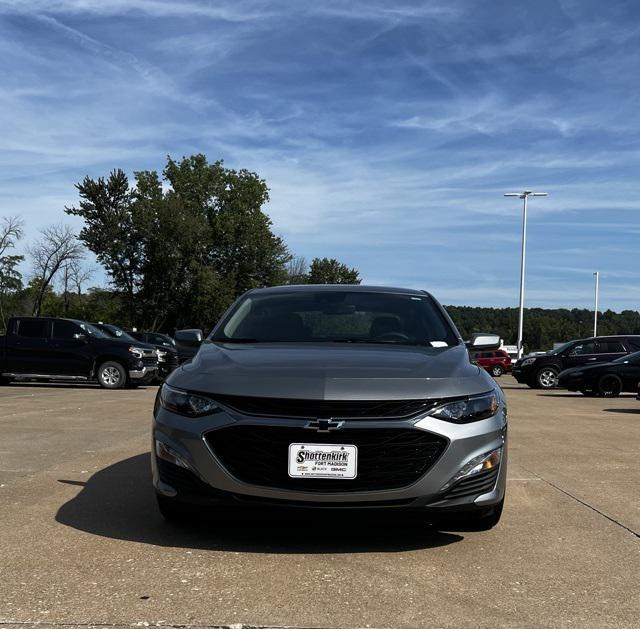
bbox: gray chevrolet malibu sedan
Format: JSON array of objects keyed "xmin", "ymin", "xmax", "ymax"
[{"xmin": 152, "ymin": 285, "xmax": 507, "ymax": 529}]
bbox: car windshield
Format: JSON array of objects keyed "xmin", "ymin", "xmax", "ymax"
[
  {"xmin": 613, "ymin": 350, "xmax": 640, "ymax": 364},
  {"xmin": 103, "ymin": 324, "xmax": 138, "ymax": 343},
  {"xmin": 149, "ymin": 333, "xmax": 176, "ymax": 347},
  {"xmin": 549, "ymin": 341, "xmax": 575, "ymax": 355},
  {"xmin": 78, "ymin": 322, "xmax": 108, "ymax": 338},
  {"xmin": 211, "ymin": 291, "xmax": 459, "ymax": 346}
]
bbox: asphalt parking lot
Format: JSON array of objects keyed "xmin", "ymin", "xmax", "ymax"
[{"xmin": 0, "ymin": 376, "xmax": 638, "ymax": 629}]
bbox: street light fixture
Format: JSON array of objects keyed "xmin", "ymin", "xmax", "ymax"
[
  {"xmin": 593, "ymin": 272, "xmax": 600, "ymax": 337},
  {"xmin": 504, "ymin": 191, "xmax": 548, "ymax": 359}
]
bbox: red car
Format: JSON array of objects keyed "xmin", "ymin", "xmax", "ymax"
[{"xmin": 471, "ymin": 349, "xmax": 512, "ymax": 377}]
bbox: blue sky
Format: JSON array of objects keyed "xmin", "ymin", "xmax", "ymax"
[{"xmin": 1, "ymin": 0, "xmax": 639, "ymax": 310}]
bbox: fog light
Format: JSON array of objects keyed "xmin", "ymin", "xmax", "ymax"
[
  {"xmin": 440, "ymin": 447, "xmax": 502, "ymax": 491},
  {"xmin": 155, "ymin": 440, "xmax": 191, "ymax": 470}
]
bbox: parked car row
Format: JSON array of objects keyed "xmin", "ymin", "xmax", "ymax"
[
  {"xmin": 91, "ymin": 323, "xmax": 179, "ymax": 380},
  {"xmin": 0, "ymin": 316, "xmax": 197, "ymax": 389},
  {"xmin": 512, "ymin": 335, "xmax": 640, "ymax": 397}
]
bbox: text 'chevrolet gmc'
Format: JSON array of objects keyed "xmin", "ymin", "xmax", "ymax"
[{"xmin": 0, "ymin": 317, "xmax": 158, "ymax": 389}]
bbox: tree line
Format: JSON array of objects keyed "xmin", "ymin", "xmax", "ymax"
[
  {"xmin": 0, "ymin": 154, "xmax": 359, "ymax": 333},
  {"xmin": 448, "ymin": 306, "xmax": 640, "ymax": 352}
]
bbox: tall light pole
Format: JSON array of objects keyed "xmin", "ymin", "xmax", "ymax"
[
  {"xmin": 593, "ymin": 271, "xmax": 600, "ymax": 337},
  {"xmin": 504, "ymin": 191, "xmax": 548, "ymax": 359}
]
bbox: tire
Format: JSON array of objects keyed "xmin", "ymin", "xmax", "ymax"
[
  {"xmin": 536, "ymin": 367, "xmax": 559, "ymax": 389},
  {"xmin": 437, "ymin": 499, "xmax": 504, "ymax": 532},
  {"xmin": 597, "ymin": 374, "xmax": 623, "ymax": 398},
  {"xmin": 96, "ymin": 361, "xmax": 127, "ymax": 389},
  {"xmin": 491, "ymin": 365, "xmax": 504, "ymax": 377}
]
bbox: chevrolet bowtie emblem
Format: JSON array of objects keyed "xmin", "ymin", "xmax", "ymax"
[{"xmin": 305, "ymin": 419, "xmax": 344, "ymax": 433}]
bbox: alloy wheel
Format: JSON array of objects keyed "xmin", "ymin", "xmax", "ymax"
[
  {"xmin": 102, "ymin": 366, "xmax": 121, "ymax": 386},
  {"xmin": 599, "ymin": 375, "xmax": 622, "ymax": 397},
  {"xmin": 538, "ymin": 368, "xmax": 558, "ymax": 388}
]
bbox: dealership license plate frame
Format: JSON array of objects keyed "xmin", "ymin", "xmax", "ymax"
[{"xmin": 288, "ymin": 443, "xmax": 358, "ymax": 479}]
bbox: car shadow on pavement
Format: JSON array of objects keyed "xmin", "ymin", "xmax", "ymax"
[
  {"xmin": 55, "ymin": 453, "xmax": 463, "ymax": 553},
  {"xmin": 603, "ymin": 408, "xmax": 640, "ymax": 414}
]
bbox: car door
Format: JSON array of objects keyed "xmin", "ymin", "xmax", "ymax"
[
  {"xmin": 6, "ymin": 318, "xmax": 53, "ymax": 374},
  {"xmin": 563, "ymin": 341, "xmax": 598, "ymax": 369},
  {"xmin": 50, "ymin": 320, "xmax": 93, "ymax": 377},
  {"xmin": 610, "ymin": 352, "xmax": 640, "ymax": 390}
]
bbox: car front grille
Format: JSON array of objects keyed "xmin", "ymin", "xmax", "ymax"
[
  {"xmin": 141, "ymin": 349, "xmax": 158, "ymax": 366},
  {"xmin": 443, "ymin": 467, "xmax": 499, "ymax": 500},
  {"xmin": 213, "ymin": 395, "xmax": 442, "ymax": 420},
  {"xmin": 205, "ymin": 425, "xmax": 447, "ymax": 493}
]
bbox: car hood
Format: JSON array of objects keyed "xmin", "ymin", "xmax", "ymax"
[
  {"xmin": 91, "ymin": 337, "xmax": 156, "ymax": 353},
  {"xmin": 168, "ymin": 342, "xmax": 494, "ymax": 400},
  {"xmin": 560, "ymin": 362, "xmax": 612, "ymax": 376}
]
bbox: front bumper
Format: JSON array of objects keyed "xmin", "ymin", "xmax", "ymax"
[
  {"xmin": 129, "ymin": 365, "xmax": 157, "ymax": 380},
  {"xmin": 152, "ymin": 398, "xmax": 508, "ymax": 512},
  {"xmin": 511, "ymin": 366, "xmax": 531, "ymax": 383}
]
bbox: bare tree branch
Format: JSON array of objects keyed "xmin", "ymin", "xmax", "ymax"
[
  {"xmin": 285, "ymin": 255, "xmax": 308, "ymax": 284},
  {"xmin": 0, "ymin": 215, "xmax": 25, "ymax": 329},
  {"xmin": 28, "ymin": 223, "xmax": 84, "ymax": 316},
  {"xmin": 0, "ymin": 215, "xmax": 23, "ymax": 258}
]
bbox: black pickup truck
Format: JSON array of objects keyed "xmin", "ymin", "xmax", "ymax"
[{"xmin": 0, "ymin": 317, "xmax": 158, "ymax": 389}]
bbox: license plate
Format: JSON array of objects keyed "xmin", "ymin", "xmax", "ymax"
[{"xmin": 288, "ymin": 443, "xmax": 357, "ymax": 479}]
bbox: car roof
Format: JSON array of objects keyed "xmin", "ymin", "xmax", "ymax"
[
  {"xmin": 246, "ymin": 284, "xmax": 430, "ymax": 297},
  {"xmin": 571, "ymin": 335, "xmax": 640, "ymax": 342}
]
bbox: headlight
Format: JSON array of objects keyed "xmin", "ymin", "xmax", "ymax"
[
  {"xmin": 440, "ymin": 447, "xmax": 502, "ymax": 491},
  {"xmin": 521, "ymin": 357, "xmax": 536, "ymax": 366},
  {"xmin": 128, "ymin": 346, "xmax": 146, "ymax": 359},
  {"xmin": 157, "ymin": 350, "xmax": 167, "ymax": 362},
  {"xmin": 431, "ymin": 391, "xmax": 499, "ymax": 423},
  {"xmin": 159, "ymin": 384, "xmax": 219, "ymax": 417}
]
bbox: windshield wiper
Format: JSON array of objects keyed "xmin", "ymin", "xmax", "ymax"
[
  {"xmin": 328, "ymin": 338, "xmax": 413, "ymax": 345},
  {"xmin": 212, "ymin": 338, "xmax": 259, "ymax": 344}
]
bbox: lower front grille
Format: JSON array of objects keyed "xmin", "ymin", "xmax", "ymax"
[
  {"xmin": 206, "ymin": 425, "xmax": 447, "ymax": 493},
  {"xmin": 444, "ymin": 467, "xmax": 499, "ymax": 499}
]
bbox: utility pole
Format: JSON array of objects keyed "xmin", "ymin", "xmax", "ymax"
[{"xmin": 593, "ymin": 271, "xmax": 600, "ymax": 337}]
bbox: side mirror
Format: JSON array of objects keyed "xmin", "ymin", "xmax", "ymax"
[
  {"xmin": 175, "ymin": 329, "xmax": 203, "ymax": 348},
  {"xmin": 466, "ymin": 333, "xmax": 501, "ymax": 351},
  {"xmin": 73, "ymin": 333, "xmax": 88, "ymax": 343}
]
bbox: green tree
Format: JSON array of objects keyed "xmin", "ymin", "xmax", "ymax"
[
  {"xmin": 66, "ymin": 170, "xmax": 143, "ymax": 324},
  {"xmin": 307, "ymin": 258, "xmax": 361, "ymax": 284},
  {"xmin": 67, "ymin": 154, "xmax": 292, "ymax": 331},
  {"xmin": 163, "ymin": 155, "xmax": 290, "ymax": 295}
]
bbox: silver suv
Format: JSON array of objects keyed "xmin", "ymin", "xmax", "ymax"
[{"xmin": 152, "ymin": 285, "xmax": 507, "ymax": 529}]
